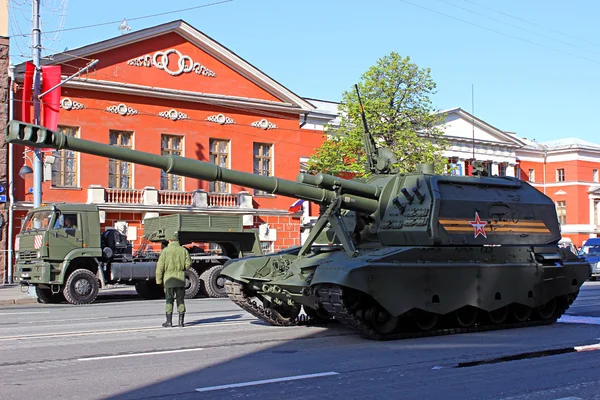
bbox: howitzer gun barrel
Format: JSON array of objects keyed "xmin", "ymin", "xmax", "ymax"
[
  {"xmin": 297, "ymin": 172, "xmax": 380, "ymax": 199},
  {"xmin": 6, "ymin": 121, "xmax": 379, "ymax": 214}
]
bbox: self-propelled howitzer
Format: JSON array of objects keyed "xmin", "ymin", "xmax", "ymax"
[{"xmin": 6, "ymin": 121, "xmax": 590, "ymax": 340}]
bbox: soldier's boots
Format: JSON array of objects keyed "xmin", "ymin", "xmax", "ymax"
[
  {"xmin": 178, "ymin": 313, "xmax": 185, "ymax": 327},
  {"xmin": 162, "ymin": 313, "xmax": 173, "ymax": 328}
]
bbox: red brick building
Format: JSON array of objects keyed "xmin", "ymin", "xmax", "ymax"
[
  {"xmin": 517, "ymin": 138, "xmax": 600, "ymax": 247},
  {"xmin": 11, "ymin": 20, "xmax": 334, "ymax": 258}
]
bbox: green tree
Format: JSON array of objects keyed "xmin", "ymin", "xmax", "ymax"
[{"xmin": 308, "ymin": 52, "xmax": 448, "ymax": 176}]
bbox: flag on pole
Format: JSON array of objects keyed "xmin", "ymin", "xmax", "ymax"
[
  {"xmin": 41, "ymin": 65, "xmax": 62, "ymax": 132},
  {"xmin": 21, "ymin": 62, "xmax": 35, "ymax": 123},
  {"xmin": 288, "ymin": 199, "xmax": 305, "ymax": 213}
]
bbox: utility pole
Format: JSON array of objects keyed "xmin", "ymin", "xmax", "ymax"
[{"xmin": 31, "ymin": 0, "xmax": 43, "ymax": 208}]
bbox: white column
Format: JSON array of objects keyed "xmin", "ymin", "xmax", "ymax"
[
  {"xmin": 506, "ymin": 163, "xmax": 515, "ymax": 177},
  {"xmin": 589, "ymin": 196, "xmax": 595, "ymax": 225},
  {"xmin": 491, "ymin": 162, "xmax": 499, "ymax": 176},
  {"xmin": 596, "ymin": 200, "xmax": 600, "ymax": 226}
]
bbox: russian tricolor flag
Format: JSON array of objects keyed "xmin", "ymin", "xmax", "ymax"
[{"xmin": 288, "ymin": 199, "xmax": 305, "ymax": 213}]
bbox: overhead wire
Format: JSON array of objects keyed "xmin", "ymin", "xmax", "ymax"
[
  {"xmin": 398, "ymin": 0, "xmax": 600, "ymax": 66},
  {"xmin": 11, "ymin": 0, "xmax": 235, "ymax": 37},
  {"xmin": 462, "ymin": 0, "xmax": 600, "ymax": 49},
  {"xmin": 437, "ymin": 0, "xmax": 600, "ymax": 57}
]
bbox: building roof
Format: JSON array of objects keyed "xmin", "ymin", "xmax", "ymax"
[
  {"xmin": 540, "ymin": 138, "xmax": 600, "ymax": 151},
  {"xmin": 14, "ymin": 19, "xmax": 337, "ymax": 118}
]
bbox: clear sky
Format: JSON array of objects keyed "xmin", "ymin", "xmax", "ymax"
[{"xmin": 8, "ymin": 0, "xmax": 600, "ymax": 143}]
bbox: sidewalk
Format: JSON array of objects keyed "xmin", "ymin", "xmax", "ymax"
[
  {"xmin": 0, "ymin": 284, "xmax": 140, "ymax": 306},
  {"xmin": 0, "ymin": 284, "xmax": 38, "ymax": 305}
]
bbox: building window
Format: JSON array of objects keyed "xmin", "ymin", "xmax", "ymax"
[
  {"xmin": 528, "ymin": 169, "xmax": 535, "ymax": 182},
  {"xmin": 253, "ymin": 143, "xmax": 272, "ymax": 195},
  {"xmin": 160, "ymin": 135, "xmax": 183, "ymax": 191},
  {"xmin": 498, "ymin": 163, "xmax": 507, "ymax": 177},
  {"xmin": 261, "ymin": 241, "xmax": 273, "ymax": 254},
  {"xmin": 52, "ymin": 126, "xmax": 78, "ymax": 187},
  {"xmin": 594, "ymin": 169, "xmax": 599, "ymax": 183},
  {"xmin": 209, "ymin": 139, "xmax": 230, "ymax": 192},
  {"xmin": 108, "ymin": 131, "xmax": 133, "ymax": 189},
  {"xmin": 556, "ymin": 168, "xmax": 565, "ymax": 182},
  {"xmin": 556, "ymin": 201, "xmax": 566, "ymax": 225}
]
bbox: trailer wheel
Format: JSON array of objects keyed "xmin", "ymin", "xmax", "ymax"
[
  {"xmin": 200, "ymin": 264, "xmax": 227, "ymax": 298},
  {"xmin": 135, "ymin": 281, "xmax": 164, "ymax": 299},
  {"xmin": 36, "ymin": 287, "xmax": 65, "ymax": 304},
  {"xmin": 63, "ymin": 269, "xmax": 99, "ymax": 305},
  {"xmin": 184, "ymin": 268, "xmax": 201, "ymax": 299}
]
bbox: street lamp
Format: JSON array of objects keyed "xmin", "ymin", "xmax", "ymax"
[{"xmin": 18, "ymin": 165, "xmax": 33, "ymax": 179}]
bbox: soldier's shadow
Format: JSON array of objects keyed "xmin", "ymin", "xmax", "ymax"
[{"xmin": 185, "ymin": 314, "xmax": 244, "ymax": 326}]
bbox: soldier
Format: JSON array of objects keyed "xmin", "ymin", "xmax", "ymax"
[{"xmin": 156, "ymin": 232, "xmax": 192, "ymax": 327}]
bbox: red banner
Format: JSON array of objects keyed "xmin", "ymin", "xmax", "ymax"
[
  {"xmin": 41, "ymin": 65, "xmax": 62, "ymax": 132},
  {"xmin": 21, "ymin": 62, "xmax": 34, "ymax": 123}
]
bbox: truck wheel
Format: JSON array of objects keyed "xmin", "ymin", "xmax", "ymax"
[
  {"xmin": 184, "ymin": 269, "xmax": 201, "ymax": 299},
  {"xmin": 63, "ymin": 269, "xmax": 99, "ymax": 305},
  {"xmin": 200, "ymin": 264, "xmax": 227, "ymax": 298},
  {"xmin": 36, "ymin": 287, "xmax": 65, "ymax": 304},
  {"xmin": 135, "ymin": 281, "xmax": 164, "ymax": 299}
]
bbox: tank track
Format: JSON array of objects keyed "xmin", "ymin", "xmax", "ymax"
[
  {"xmin": 317, "ymin": 285, "xmax": 571, "ymax": 341},
  {"xmin": 224, "ymin": 280, "xmax": 325, "ymax": 327},
  {"xmin": 226, "ymin": 280, "xmax": 572, "ymax": 340}
]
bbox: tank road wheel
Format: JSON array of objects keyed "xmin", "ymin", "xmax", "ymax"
[
  {"xmin": 270, "ymin": 305, "xmax": 301, "ymax": 325},
  {"xmin": 184, "ymin": 268, "xmax": 201, "ymax": 299},
  {"xmin": 364, "ymin": 305, "xmax": 400, "ymax": 335},
  {"xmin": 200, "ymin": 265, "xmax": 227, "ymax": 298},
  {"xmin": 454, "ymin": 306, "xmax": 478, "ymax": 328},
  {"xmin": 63, "ymin": 269, "xmax": 99, "ymax": 305},
  {"xmin": 304, "ymin": 306, "xmax": 331, "ymax": 323},
  {"xmin": 411, "ymin": 309, "xmax": 439, "ymax": 332},
  {"xmin": 535, "ymin": 298, "xmax": 557, "ymax": 321},
  {"xmin": 510, "ymin": 303, "xmax": 532, "ymax": 323},
  {"xmin": 486, "ymin": 306, "xmax": 509, "ymax": 325},
  {"xmin": 36, "ymin": 287, "xmax": 65, "ymax": 304}
]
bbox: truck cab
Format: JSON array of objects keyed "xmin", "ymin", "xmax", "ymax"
[{"xmin": 15, "ymin": 204, "xmax": 103, "ymax": 304}]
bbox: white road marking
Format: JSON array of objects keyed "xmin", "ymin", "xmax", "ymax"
[
  {"xmin": 574, "ymin": 342, "xmax": 600, "ymax": 352},
  {"xmin": 0, "ymin": 311, "xmax": 50, "ymax": 316},
  {"xmin": 557, "ymin": 315, "xmax": 600, "ymax": 325},
  {"xmin": 0, "ymin": 320, "xmax": 251, "ymax": 341},
  {"xmin": 195, "ymin": 372, "xmax": 340, "ymax": 392},
  {"xmin": 77, "ymin": 347, "xmax": 205, "ymax": 361},
  {"xmin": 552, "ymin": 397, "xmax": 584, "ymax": 400}
]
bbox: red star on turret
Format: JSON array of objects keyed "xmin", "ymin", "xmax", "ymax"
[{"xmin": 469, "ymin": 212, "xmax": 487, "ymax": 238}]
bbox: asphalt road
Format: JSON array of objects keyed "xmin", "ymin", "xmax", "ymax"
[{"xmin": 0, "ymin": 283, "xmax": 599, "ymax": 400}]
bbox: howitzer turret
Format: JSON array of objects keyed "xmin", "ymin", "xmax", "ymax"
[{"xmin": 6, "ymin": 120, "xmax": 590, "ymax": 340}]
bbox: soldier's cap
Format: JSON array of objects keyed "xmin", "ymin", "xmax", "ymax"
[{"xmin": 168, "ymin": 232, "xmax": 178, "ymax": 241}]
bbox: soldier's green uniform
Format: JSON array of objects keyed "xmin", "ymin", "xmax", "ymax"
[{"xmin": 156, "ymin": 233, "xmax": 192, "ymax": 327}]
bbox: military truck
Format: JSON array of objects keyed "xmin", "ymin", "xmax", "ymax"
[{"xmin": 14, "ymin": 203, "xmax": 262, "ymax": 305}]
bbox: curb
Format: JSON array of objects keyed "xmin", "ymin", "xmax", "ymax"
[{"xmin": 0, "ymin": 297, "xmax": 38, "ymax": 306}]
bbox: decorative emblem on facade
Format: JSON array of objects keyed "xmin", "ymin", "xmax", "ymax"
[
  {"xmin": 554, "ymin": 190, "xmax": 567, "ymax": 195},
  {"xmin": 60, "ymin": 97, "xmax": 85, "ymax": 111},
  {"xmin": 251, "ymin": 119, "xmax": 277, "ymax": 130},
  {"xmin": 159, "ymin": 109, "xmax": 189, "ymax": 121},
  {"xmin": 127, "ymin": 48, "xmax": 216, "ymax": 77},
  {"xmin": 106, "ymin": 103, "xmax": 138, "ymax": 116},
  {"xmin": 206, "ymin": 114, "xmax": 235, "ymax": 125}
]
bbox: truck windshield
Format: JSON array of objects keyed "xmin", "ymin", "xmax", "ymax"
[
  {"xmin": 581, "ymin": 245, "xmax": 600, "ymax": 256},
  {"xmin": 22, "ymin": 211, "xmax": 53, "ymax": 232}
]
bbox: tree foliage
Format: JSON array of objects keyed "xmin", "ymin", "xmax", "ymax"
[{"xmin": 307, "ymin": 52, "xmax": 449, "ymax": 176}]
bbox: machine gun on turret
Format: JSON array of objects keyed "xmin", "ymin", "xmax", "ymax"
[{"xmin": 355, "ymin": 84, "xmax": 397, "ymax": 175}]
